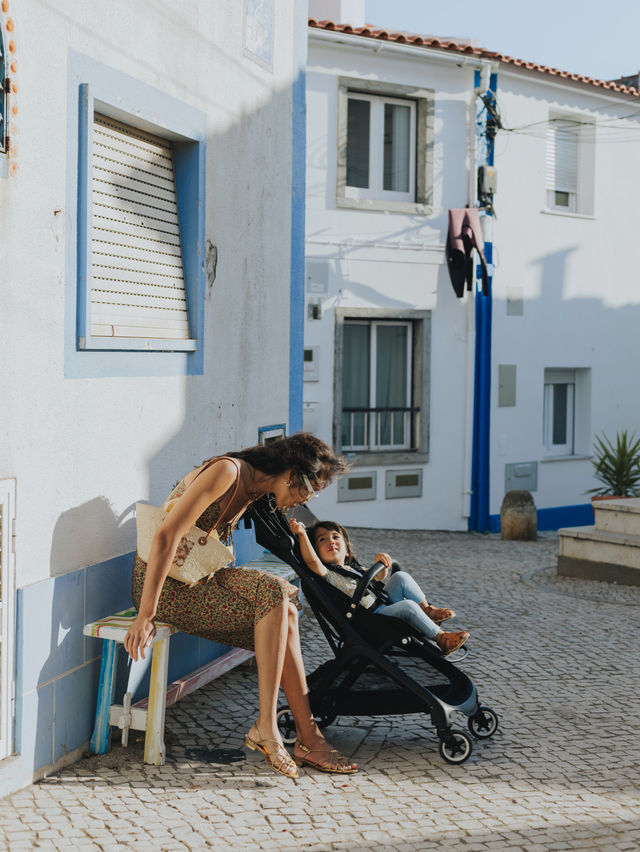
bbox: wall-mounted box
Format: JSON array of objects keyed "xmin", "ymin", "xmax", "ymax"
[
  {"xmin": 505, "ymin": 461, "xmax": 538, "ymax": 493},
  {"xmin": 303, "ymin": 401, "xmax": 318, "ymax": 434},
  {"xmin": 306, "ymin": 259, "xmax": 329, "ymax": 294},
  {"xmin": 338, "ymin": 471, "xmax": 377, "ymax": 502},
  {"xmin": 498, "ymin": 364, "xmax": 517, "ymax": 407},
  {"xmin": 258, "ymin": 424, "xmax": 286, "ymax": 444},
  {"xmin": 385, "ymin": 468, "xmax": 423, "ymax": 499},
  {"xmin": 303, "ymin": 346, "xmax": 319, "ymax": 381}
]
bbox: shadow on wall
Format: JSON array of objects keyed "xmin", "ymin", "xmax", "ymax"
[{"xmin": 49, "ymin": 497, "xmax": 136, "ymax": 577}]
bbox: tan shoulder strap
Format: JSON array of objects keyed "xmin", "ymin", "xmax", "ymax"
[{"xmin": 193, "ymin": 455, "xmax": 243, "ymax": 541}]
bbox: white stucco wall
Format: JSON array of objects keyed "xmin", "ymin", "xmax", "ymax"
[
  {"xmin": 306, "ymin": 37, "xmax": 479, "ymax": 530},
  {"xmin": 489, "ymin": 70, "xmax": 640, "ymax": 516},
  {"xmin": 306, "ymin": 31, "xmax": 640, "ymax": 531},
  {"xmin": 0, "ymin": 0, "xmax": 303, "ymax": 587}
]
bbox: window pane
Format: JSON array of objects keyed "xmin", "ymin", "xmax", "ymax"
[
  {"xmin": 383, "ymin": 103, "xmax": 411, "ymax": 192},
  {"xmin": 342, "ymin": 323, "xmax": 370, "ymax": 446},
  {"xmin": 346, "ymin": 99, "xmax": 370, "ymax": 188},
  {"xmin": 376, "ymin": 324, "xmax": 408, "ymax": 445},
  {"xmin": 552, "ymin": 384, "xmax": 568, "ymax": 444}
]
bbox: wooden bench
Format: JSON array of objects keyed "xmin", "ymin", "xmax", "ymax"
[{"xmin": 83, "ymin": 559, "xmax": 299, "ymax": 765}]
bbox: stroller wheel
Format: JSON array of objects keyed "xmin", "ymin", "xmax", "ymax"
[
  {"xmin": 314, "ymin": 713, "xmax": 337, "ymax": 730},
  {"xmin": 468, "ymin": 706, "xmax": 499, "ymax": 739},
  {"xmin": 276, "ymin": 707, "xmax": 297, "ymax": 745},
  {"xmin": 439, "ymin": 729, "xmax": 473, "ymax": 765}
]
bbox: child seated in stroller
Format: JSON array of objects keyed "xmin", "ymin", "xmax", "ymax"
[{"xmin": 289, "ymin": 518, "xmax": 470, "ymax": 656}]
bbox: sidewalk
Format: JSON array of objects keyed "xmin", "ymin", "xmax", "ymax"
[{"xmin": 1, "ymin": 530, "xmax": 639, "ymax": 851}]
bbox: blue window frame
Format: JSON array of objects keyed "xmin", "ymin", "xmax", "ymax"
[{"xmin": 65, "ymin": 52, "xmax": 206, "ymax": 378}]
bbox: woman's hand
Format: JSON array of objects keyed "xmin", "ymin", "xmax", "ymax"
[
  {"xmin": 289, "ymin": 518, "xmax": 306, "ymax": 536},
  {"xmin": 124, "ymin": 614, "xmax": 157, "ymax": 661}
]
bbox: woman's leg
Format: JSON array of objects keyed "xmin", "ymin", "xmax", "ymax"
[
  {"xmin": 252, "ymin": 599, "xmax": 289, "ymax": 740},
  {"xmin": 279, "ymin": 603, "xmax": 357, "ymax": 771}
]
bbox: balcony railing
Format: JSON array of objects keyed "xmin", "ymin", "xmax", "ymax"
[{"xmin": 341, "ymin": 407, "xmax": 420, "ymax": 452}]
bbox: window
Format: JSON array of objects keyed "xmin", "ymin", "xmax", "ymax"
[
  {"xmin": 543, "ymin": 370, "xmax": 575, "ymax": 455},
  {"xmin": 545, "ymin": 115, "xmax": 595, "ymax": 216},
  {"xmin": 546, "ymin": 119, "xmax": 578, "ymax": 212},
  {"xmin": 345, "ymin": 93, "xmax": 416, "ymax": 203},
  {"xmin": 67, "ymin": 51, "xmax": 206, "ymax": 376},
  {"xmin": 334, "ymin": 309, "xmax": 430, "ymax": 465},
  {"xmin": 0, "ymin": 478, "xmax": 16, "ymax": 761},
  {"xmin": 337, "ymin": 77, "xmax": 434, "ymax": 214},
  {"xmin": 543, "ymin": 368, "xmax": 591, "ymax": 457},
  {"xmin": 87, "ymin": 115, "xmax": 192, "ymax": 344}
]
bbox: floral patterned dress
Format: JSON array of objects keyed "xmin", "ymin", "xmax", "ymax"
[{"xmin": 131, "ymin": 459, "xmax": 300, "ymax": 651}]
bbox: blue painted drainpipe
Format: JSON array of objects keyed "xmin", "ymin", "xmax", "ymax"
[{"xmin": 469, "ymin": 72, "xmax": 497, "ymax": 532}]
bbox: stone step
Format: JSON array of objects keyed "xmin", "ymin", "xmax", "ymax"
[
  {"xmin": 558, "ymin": 525, "xmax": 640, "ymax": 585},
  {"xmin": 593, "ymin": 497, "xmax": 640, "ymax": 535}
]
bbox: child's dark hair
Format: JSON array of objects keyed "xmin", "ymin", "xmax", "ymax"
[{"xmin": 307, "ymin": 520, "xmax": 359, "ymax": 567}]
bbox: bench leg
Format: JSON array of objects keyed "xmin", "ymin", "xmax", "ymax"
[
  {"xmin": 90, "ymin": 639, "xmax": 118, "ymax": 755},
  {"xmin": 144, "ymin": 636, "xmax": 169, "ymax": 765}
]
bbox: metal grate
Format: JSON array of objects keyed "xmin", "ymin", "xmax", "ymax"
[{"xmin": 90, "ymin": 114, "xmax": 190, "ymax": 340}]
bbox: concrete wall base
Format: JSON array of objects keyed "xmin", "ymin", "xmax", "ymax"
[{"xmin": 557, "ymin": 555, "xmax": 640, "ymax": 587}]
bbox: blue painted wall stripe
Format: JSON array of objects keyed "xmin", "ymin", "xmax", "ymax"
[
  {"xmin": 289, "ymin": 69, "xmax": 306, "ymax": 435},
  {"xmin": 489, "ymin": 503, "xmax": 594, "ymax": 533}
]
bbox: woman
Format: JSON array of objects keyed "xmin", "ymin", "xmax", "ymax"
[{"xmin": 124, "ymin": 433, "xmax": 356, "ymax": 779}]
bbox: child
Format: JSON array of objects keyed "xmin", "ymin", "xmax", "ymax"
[{"xmin": 289, "ymin": 518, "xmax": 469, "ymax": 656}]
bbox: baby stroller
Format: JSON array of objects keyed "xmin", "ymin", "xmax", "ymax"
[{"xmin": 244, "ymin": 497, "xmax": 499, "ymax": 765}]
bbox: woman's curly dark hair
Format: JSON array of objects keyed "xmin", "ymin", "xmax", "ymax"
[{"xmin": 216, "ymin": 432, "xmax": 350, "ymax": 490}]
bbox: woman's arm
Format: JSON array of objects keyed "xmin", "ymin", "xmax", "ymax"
[
  {"xmin": 124, "ymin": 458, "xmax": 239, "ymax": 661},
  {"xmin": 289, "ymin": 518, "xmax": 327, "ymax": 577}
]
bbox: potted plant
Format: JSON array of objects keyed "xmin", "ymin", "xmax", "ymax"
[{"xmin": 588, "ymin": 430, "xmax": 640, "ymax": 500}]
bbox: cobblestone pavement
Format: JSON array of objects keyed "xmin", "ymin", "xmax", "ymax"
[{"xmin": 2, "ymin": 531, "xmax": 640, "ymax": 851}]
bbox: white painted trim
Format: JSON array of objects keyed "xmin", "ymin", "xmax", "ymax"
[{"xmin": 0, "ymin": 478, "xmax": 16, "ymax": 761}]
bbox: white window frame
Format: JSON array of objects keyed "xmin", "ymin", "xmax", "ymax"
[
  {"xmin": 0, "ymin": 478, "xmax": 16, "ymax": 761},
  {"xmin": 344, "ymin": 93, "xmax": 417, "ymax": 204},
  {"xmin": 545, "ymin": 113, "xmax": 595, "ymax": 217},
  {"xmin": 342, "ymin": 320, "xmax": 413, "ymax": 452},
  {"xmin": 334, "ymin": 308, "xmax": 431, "ymax": 466},
  {"xmin": 336, "ymin": 77, "xmax": 434, "ymax": 215},
  {"xmin": 543, "ymin": 369, "xmax": 576, "ymax": 456}
]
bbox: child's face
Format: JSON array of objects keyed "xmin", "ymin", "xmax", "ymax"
[{"xmin": 313, "ymin": 526, "xmax": 347, "ymax": 565}]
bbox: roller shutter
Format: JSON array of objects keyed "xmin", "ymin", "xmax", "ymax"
[
  {"xmin": 546, "ymin": 119, "xmax": 578, "ymax": 194},
  {"xmin": 90, "ymin": 114, "xmax": 191, "ymax": 340}
]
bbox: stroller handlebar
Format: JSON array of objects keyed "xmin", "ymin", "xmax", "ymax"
[{"xmin": 351, "ymin": 561, "xmax": 385, "ymax": 610}]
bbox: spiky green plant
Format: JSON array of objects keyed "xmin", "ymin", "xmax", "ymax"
[{"xmin": 589, "ymin": 430, "xmax": 640, "ymax": 496}]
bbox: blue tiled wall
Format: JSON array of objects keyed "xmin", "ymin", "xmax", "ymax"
[{"xmin": 2, "ymin": 523, "xmax": 265, "ymax": 798}]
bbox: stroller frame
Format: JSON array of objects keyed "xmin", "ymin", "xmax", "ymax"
[{"xmin": 244, "ymin": 498, "xmax": 498, "ymax": 764}]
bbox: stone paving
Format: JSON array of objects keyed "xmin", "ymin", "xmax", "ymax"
[{"xmin": 1, "ymin": 530, "xmax": 640, "ymax": 851}]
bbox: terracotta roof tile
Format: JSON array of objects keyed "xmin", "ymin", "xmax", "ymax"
[{"xmin": 308, "ymin": 18, "xmax": 640, "ymax": 98}]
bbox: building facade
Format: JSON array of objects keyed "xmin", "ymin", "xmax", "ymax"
[
  {"xmin": 304, "ymin": 2, "xmax": 640, "ymax": 532},
  {"xmin": 0, "ymin": 0, "xmax": 307, "ymax": 797}
]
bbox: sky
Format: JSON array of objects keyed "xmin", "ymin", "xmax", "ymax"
[{"xmin": 365, "ymin": 0, "xmax": 640, "ymax": 83}]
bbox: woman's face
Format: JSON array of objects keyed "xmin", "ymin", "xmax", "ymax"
[
  {"xmin": 270, "ymin": 471, "xmax": 316, "ymax": 509},
  {"xmin": 313, "ymin": 526, "xmax": 347, "ymax": 565}
]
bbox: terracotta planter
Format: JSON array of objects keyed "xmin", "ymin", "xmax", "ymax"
[{"xmin": 591, "ymin": 495, "xmax": 630, "ymax": 503}]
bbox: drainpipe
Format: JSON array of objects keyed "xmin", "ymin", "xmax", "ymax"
[{"xmin": 469, "ymin": 70, "xmax": 497, "ymax": 532}]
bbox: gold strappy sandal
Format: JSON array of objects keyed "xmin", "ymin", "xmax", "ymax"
[
  {"xmin": 243, "ymin": 725, "xmax": 299, "ymax": 779},
  {"xmin": 293, "ymin": 740, "xmax": 358, "ymax": 774}
]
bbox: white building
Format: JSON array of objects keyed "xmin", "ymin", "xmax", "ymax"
[
  {"xmin": 304, "ymin": 0, "xmax": 640, "ymax": 532},
  {"xmin": 0, "ymin": 0, "xmax": 307, "ymax": 797}
]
